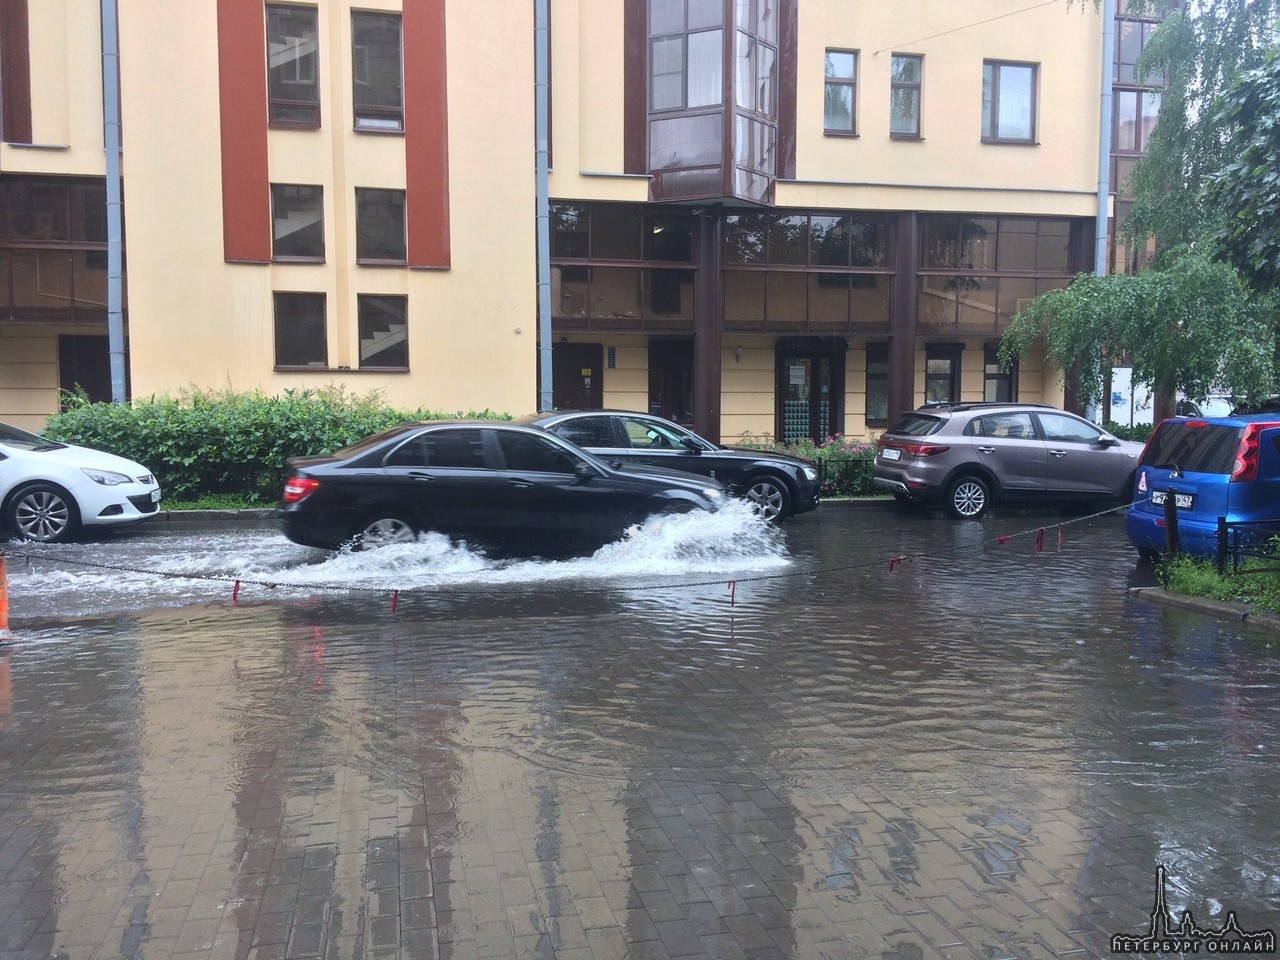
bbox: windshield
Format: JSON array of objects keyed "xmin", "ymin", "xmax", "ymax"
[
  {"xmin": 1142, "ymin": 421, "xmax": 1241, "ymax": 474},
  {"xmin": 886, "ymin": 413, "xmax": 945, "ymax": 437},
  {"xmin": 0, "ymin": 422, "xmax": 66, "ymax": 452}
]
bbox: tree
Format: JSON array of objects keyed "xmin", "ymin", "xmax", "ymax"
[
  {"xmin": 1120, "ymin": 0, "xmax": 1280, "ymax": 259},
  {"xmin": 999, "ymin": 250, "xmax": 1277, "ymax": 409},
  {"xmin": 1206, "ymin": 48, "xmax": 1280, "ymax": 293}
]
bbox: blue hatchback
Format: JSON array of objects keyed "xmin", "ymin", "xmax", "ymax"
[{"xmin": 1126, "ymin": 414, "xmax": 1280, "ymax": 558}]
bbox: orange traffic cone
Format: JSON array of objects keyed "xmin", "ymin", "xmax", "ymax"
[{"xmin": 0, "ymin": 555, "xmax": 11, "ymax": 641}]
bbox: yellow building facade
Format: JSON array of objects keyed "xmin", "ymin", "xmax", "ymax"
[{"xmin": 0, "ymin": 0, "xmax": 1129, "ymax": 441}]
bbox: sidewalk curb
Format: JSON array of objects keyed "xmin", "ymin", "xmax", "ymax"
[{"xmin": 1128, "ymin": 586, "xmax": 1280, "ymax": 634}]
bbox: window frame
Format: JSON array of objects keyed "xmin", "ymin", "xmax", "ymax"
[
  {"xmin": 889, "ymin": 54, "xmax": 922, "ymax": 139},
  {"xmin": 358, "ymin": 294, "xmax": 409, "ymax": 371},
  {"xmin": 981, "ymin": 60, "xmax": 1038, "ymax": 144},
  {"xmin": 351, "ymin": 10, "xmax": 404, "ymax": 133},
  {"xmin": 823, "ymin": 48, "xmax": 858, "ymax": 136},
  {"xmin": 270, "ymin": 183, "xmax": 325, "ymax": 262},
  {"xmin": 865, "ymin": 342, "xmax": 889, "ymax": 426},
  {"xmin": 355, "ymin": 187, "xmax": 407, "ymax": 264},
  {"xmin": 924, "ymin": 344, "xmax": 962, "ymax": 404},
  {"xmin": 273, "ymin": 291, "xmax": 328, "ymax": 370},
  {"xmin": 1113, "ymin": 87, "xmax": 1160, "ymax": 154},
  {"xmin": 265, "ymin": 4, "xmax": 321, "ymax": 129},
  {"xmin": 983, "ymin": 343, "xmax": 1016, "ymax": 402}
]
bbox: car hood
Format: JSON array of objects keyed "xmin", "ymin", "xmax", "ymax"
[
  {"xmin": 718, "ymin": 445, "xmax": 813, "ymax": 467},
  {"xmin": 603, "ymin": 459, "xmax": 725, "ymax": 491},
  {"xmin": 5, "ymin": 442, "xmax": 152, "ymax": 477}
]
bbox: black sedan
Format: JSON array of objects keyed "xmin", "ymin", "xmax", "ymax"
[
  {"xmin": 521, "ymin": 411, "xmax": 821, "ymax": 521},
  {"xmin": 278, "ymin": 420, "xmax": 724, "ymax": 557}
]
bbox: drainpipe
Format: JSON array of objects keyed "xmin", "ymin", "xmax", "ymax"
[
  {"xmin": 1088, "ymin": 0, "xmax": 1116, "ymax": 423},
  {"xmin": 1095, "ymin": 0, "xmax": 1115, "ymax": 278},
  {"xmin": 534, "ymin": 0, "xmax": 553, "ymax": 411},
  {"xmin": 101, "ymin": 0, "xmax": 126, "ymax": 404}
]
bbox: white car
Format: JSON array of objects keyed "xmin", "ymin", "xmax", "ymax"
[{"xmin": 0, "ymin": 422, "xmax": 162, "ymax": 543}]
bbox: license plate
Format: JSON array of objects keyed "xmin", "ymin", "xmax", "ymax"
[
  {"xmin": 151, "ymin": 488, "xmax": 162, "ymax": 503},
  {"xmin": 881, "ymin": 447, "xmax": 902, "ymax": 461},
  {"xmin": 1151, "ymin": 490, "xmax": 1194, "ymax": 509}
]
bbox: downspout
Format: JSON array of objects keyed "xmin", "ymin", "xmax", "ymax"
[
  {"xmin": 535, "ymin": 0, "xmax": 553, "ymax": 411},
  {"xmin": 1095, "ymin": 0, "xmax": 1115, "ymax": 277},
  {"xmin": 101, "ymin": 0, "xmax": 126, "ymax": 403},
  {"xmin": 1089, "ymin": 0, "xmax": 1116, "ymax": 422}
]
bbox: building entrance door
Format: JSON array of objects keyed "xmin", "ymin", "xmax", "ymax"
[
  {"xmin": 552, "ymin": 343, "xmax": 604, "ymax": 410},
  {"xmin": 776, "ymin": 340, "xmax": 846, "ymax": 443}
]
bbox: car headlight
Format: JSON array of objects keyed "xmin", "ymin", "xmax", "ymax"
[
  {"xmin": 82, "ymin": 467, "xmax": 132, "ymax": 486},
  {"xmin": 802, "ymin": 466, "xmax": 819, "ymax": 481},
  {"xmin": 702, "ymin": 488, "xmax": 723, "ymax": 499}
]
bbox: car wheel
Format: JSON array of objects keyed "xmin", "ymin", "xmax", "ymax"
[
  {"xmin": 945, "ymin": 475, "xmax": 990, "ymax": 520},
  {"xmin": 351, "ymin": 514, "xmax": 418, "ymax": 550},
  {"xmin": 745, "ymin": 475, "xmax": 791, "ymax": 521},
  {"xmin": 6, "ymin": 482, "xmax": 80, "ymax": 543}
]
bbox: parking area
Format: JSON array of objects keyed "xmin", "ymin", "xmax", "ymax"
[{"xmin": 0, "ymin": 505, "xmax": 1277, "ymax": 959}]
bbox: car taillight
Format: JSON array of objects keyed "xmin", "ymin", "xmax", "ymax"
[
  {"xmin": 282, "ymin": 477, "xmax": 321, "ymax": 503},
  {"xmin": 901, "ymin": 443, "xmax": 950, "ymax": 457},
  {"xmin": 1230, "ymin": 422, "xmax": 1280, "ymax": 482},
  {"xmin": 1137, "ymin": 470, "xmax": 1147, "ymax": 494}
]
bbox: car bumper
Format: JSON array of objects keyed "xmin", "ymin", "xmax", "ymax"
[
  {"xmin": 78, "ymin": 483, "xmax": 163, "ymax": 527},
  {"xmin": 1125, "ymin": 509, "xmax": 1221, "ymax": 557}
]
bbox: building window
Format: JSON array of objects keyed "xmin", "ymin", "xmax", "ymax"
[
  {"xmin": 1114, "ymin": 88, "xmax": 1160, "ymax": 153},
  {"xmin": 266, "ymin": 5, "xmax": 320, "ymax": 127},
  {"xmin": 649, "ymin": 0, "xmax": 723, "ymax": 112},
  {"xmin": 359, "ymin": 295, "xmax": 408, "ymax": 369},
  {"xmin": 355, "ymin": 188, "xmax": 406, "ymax": 262},
  {"xmin": 890, "ymin": 54, "xmax": 922, "ymax": 138},
  {"xmin": 352, "ymin": 11, "xmax": 403, "ymax": 131},
  {"xmin": 274, "ymin": 293, "xmax": 327, "ymax": 368},
  {"xmin": 823, "ymin": 49, "xmax": 857, "ymax": 135},
  {"xmin": 984, "ymin": 343, "xmax": 1015, "ymax": 402},
  {"xmin": 270, "ymin": 184, "xmax": 324, "ymax": 260},
  {"xmin": 865, "ymin": 343, "xmax": 888, "ymax": 424},
  {"xmin": 925, "ymin": 344, "xmax": 961, "ymax": 403},
  {"xmin": 982, "ymin": 61, "xmax": 1036, "ymax": 143}
]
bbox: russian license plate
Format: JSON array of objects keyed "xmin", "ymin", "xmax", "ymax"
[
  {"xmin": 881, "ymin": 447, "xmax": 902, "ymax": 461},
  {"xmin": 151, "ymin": 488, "xmax": 162, "ymax": 503},
  {"xmin": 1151, "ymin": 490, "xmax": 1194, "ymax": 509}
]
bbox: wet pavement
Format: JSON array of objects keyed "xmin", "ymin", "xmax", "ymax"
[{"xmin": 1, "ymin": 502, "xmax": 1278, "ymax": 959}]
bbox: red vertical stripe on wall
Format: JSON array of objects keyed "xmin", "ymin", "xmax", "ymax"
[
  {"xmin": 403, "ymin": 0, "xmax": 450, "ymax": 268},
  {"xmin": 0, "ymin": 0, "xmax": 33, "ymax": 144},
  {"xmin": 216, "ymin": 0, "xmax": 270, "ymax": 262}
]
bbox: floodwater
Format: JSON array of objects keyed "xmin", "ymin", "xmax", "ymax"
[{"xmin": 1, "ymin": 501, "xmax": 1277, "ymax": 959}]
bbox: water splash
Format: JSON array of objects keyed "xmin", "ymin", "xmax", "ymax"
[{"xmin": 8, "ymin": 499, "xmax": 789, "ymax": 618}]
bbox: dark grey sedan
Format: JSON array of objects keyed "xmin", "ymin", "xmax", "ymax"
[
  {"xmin": 522, "ymin": 411, "xmax": 821, "ymax": 521},
  {"xmin": 279, "ymin": 421, "xmax": 724, "ymax": 557}
]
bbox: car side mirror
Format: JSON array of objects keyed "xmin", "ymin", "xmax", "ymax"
[
  {"xmin": 1098, "ymin": 436, "xmax": 1120, "ymax": 447},
  {"xmin": 679, "ymin": 437, "xmax": 701, "ymax": 454},
  {"xmin": 573, "ymin": 460, "xmax": 596, "ymax": 483}
]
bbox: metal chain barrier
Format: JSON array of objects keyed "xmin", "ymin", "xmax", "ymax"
[{"xmin": 1, "ymin": 499, "xmax": 1146, "ymax": 609}]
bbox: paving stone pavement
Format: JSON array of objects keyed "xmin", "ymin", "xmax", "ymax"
[{"xmin": 0, "ymin": 510, "xmax": 1277, "ymax": 959}]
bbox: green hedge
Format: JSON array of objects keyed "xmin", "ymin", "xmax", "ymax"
[
  {"xmin": 43, "ymin": 387, "xmax": 510, "ymax": 504},
  {"xmin": 736, "ymin": 434, "xmax": 882, "ymax": 497}
]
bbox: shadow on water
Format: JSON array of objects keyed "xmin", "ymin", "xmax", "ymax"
[{"xmin": 1, "ymin": 502, "xmax": 1278, "ymax": 958}]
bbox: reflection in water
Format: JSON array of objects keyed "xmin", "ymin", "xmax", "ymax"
[{"xmin": 0, "ymin": 508, "xmax": 1277, "ymax": 957}]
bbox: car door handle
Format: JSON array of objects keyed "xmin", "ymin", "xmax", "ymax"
[
  {"xmin": 976, "ymin": 445, "xmax": 995, "ymax": 454},
  {"xmin": 509, "ymin": 478, "xmax": 535, "ymax": 489},
  {"xmin": 1049, "ymin": 450, "xmax": 1067, "ymax": 458},
  {"xmin": 408, "ymin": 471, "xmax": 435, "ymax": 481}
]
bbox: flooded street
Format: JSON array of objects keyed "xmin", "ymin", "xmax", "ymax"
[{"xmin": 1, "ymin": 503, "xmax": 1277, "ymax": 959}]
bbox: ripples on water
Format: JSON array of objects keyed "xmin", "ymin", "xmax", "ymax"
[{"xmin": 4, "ymin": 505, "xmax": 1279, "ymax": 945}]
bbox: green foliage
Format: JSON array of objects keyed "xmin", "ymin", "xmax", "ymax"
[
  {"xmin": 1121, "ymin": 0, "xmax": 1280, "ymax": 259},
  {"xmin": 999, "ymin": 250, "xmax": 1277, "ymax": 409},
  {"xmin": 1162, "ymin": 554, "xmax": 1280, "ymax": 612},
  {"xmin": 43, "ymin": 386, "xmax": 511, "ymax": 504},
  {"xmin": 736, "ymin": 433, "xmax": 882, "ymax": 497},
  {"xmin": 1207, "ymin": 48, "xmax": 1280, "ymax": 293},
  {"xmin": 1103, "ymin": 421, "xmax": 1153, "ymax": 443}
]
